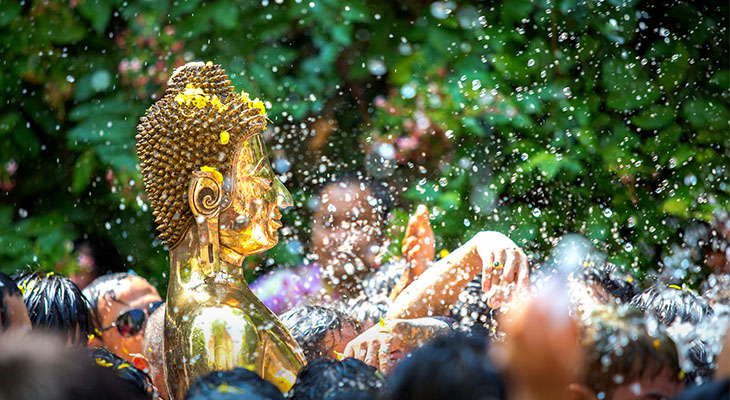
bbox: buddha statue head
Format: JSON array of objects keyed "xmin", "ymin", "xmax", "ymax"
[{"xmin": 135, "ymin": 62, "xmax": 293, "ymax": 266}]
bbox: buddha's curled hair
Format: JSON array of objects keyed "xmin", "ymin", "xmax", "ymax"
[{"xmin": 136, "ymin": 62, "xmax": 267, "ymax": 248}]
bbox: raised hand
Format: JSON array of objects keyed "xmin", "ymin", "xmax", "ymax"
[
  {"xmin": 475, "ymin": 233, "xmax": 530, "ymax": 309},
  {"xmin": 342, "ymin": 317, "xmax": 451, "ymax": 374},
  {"xmin": 389, "ymin": 204, "xmax": 434, "ymax": 301}
]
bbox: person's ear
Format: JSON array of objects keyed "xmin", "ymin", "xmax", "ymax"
[
  {"xmin": 133, "ymin": 356, "xmax": 150, "ymax": 373},
  {"xmin": 566, "ymin": 383, "xmax": 596, "ymax": 400}
]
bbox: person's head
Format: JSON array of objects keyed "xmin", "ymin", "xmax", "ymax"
[
  {"xmin": 450, "ymin": 274, "xmax": 496, "ymax": 337},
  {"xmin": 89, "ymin": 347, "xmax": 154, "ymax": 399},
  {"xmin": 136, "ymin": 303, "xmax": 167, "ymax": 399},
  {"xmin": 13, "ymin": 271, "xmax": 92, "ymax": 346},
  {"xmin": 0, "ymin": 332, "xmax": 148, "ymax": 400},
  {"xmin": 288, "ymin": 358, "xmax": 385, "ymax": 400},
  {"xmin": 630, "ymin": 286, "xmax": 713, "ymax": 326},
  {"xmin": 387, "ymin": 333, "xmax": 506, "ymax": 400},
  {"xmin": 0, "ymin": 271, "xmax": 31, "ymax": 334},
  {"xmin": 136, "ymin": 62, "xmax": 292, "ymax": 259},
  {"xmin": 279, "ymin": 305, "xmax": 361, "ymax": 362},
  {"xmin": 311, "ymin": 174, "xmax": 388, "ymax": 293},
  {"xmin": 185, "ymin": 368, "xmax": 285, "ymax": 400},
  {"xmin": 570, "ymin": 305, "xmax": 684, "ymax": 400},
  {"xmin": 580, "ymin": 261, "xmax": 641, "ymax": 304},
  {"xmin": 83, "ymin": 273, "xmax": 163, "ymax": 362}
]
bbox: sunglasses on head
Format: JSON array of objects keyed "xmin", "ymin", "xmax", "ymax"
[{"xmin": 101, "ymin": 301, "xmax": 164, "ymax": 338}]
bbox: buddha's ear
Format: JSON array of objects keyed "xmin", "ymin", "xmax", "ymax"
[{"xmin": 189, "ymin": 170, "xmax": 223, "ymax": 220}]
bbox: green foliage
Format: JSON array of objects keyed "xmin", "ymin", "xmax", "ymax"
[{"xmin": 0, "ymin": 0, "xmax": 727, "ymax": 290}]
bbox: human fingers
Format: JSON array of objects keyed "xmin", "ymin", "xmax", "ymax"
[
  {"xmin": 365, "ymin": 339, "xmax": 381, "ymax": 368},
  {"xmin": 488, "ymin": 250, "xmax": 508, "ymax": 309},
  {"xmin": 482, "ymin": 250, "xmax": 495, "ymax": 293},
  {"xmin": 516, "ymin": 253, "xmax": 530, "ymax": 293},
  {"xmin": 343, "ymin": 338, "xmax": 361, "ymax": 359}
]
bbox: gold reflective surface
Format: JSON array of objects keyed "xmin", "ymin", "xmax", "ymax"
[
  {"xmin": 149, "ymin": 97, "xmax": 304, "ymax": 398},
  {"xmin": 164, "ymin": 135, "xmax": 304, "ymax": 399}
]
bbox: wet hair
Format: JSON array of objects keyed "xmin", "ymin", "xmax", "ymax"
[
  {"xmin": 580, "ymin": 305, "xmax": 681, "ymax": 399},
  {"xmin": 185, "ymin": 368, "xmax": 284, "ymax": 400},
  {"xmin": 387, "ymin": 333, "xmax": 506, "ymax": 400},
  {"xmin": 89, "ymin": 347, "xmax": 154, "ymax": 399},
  {"xmin": 685, "ymin": 339, "xmax": 714, "ymax": 383},
  {"xmin": 288, "ymin": 358, "xmax": 385, "ymax": 400},
  {"xmin": 0, "ymin": 272, "xmax": 22, "ymax": 331},
  {"xmin": 82, "ymin": 272, "xmax": 134, "ymax": 329},
  {"xmin": 580, "ymin": 261, "xmax": 640, "ymax": 303},
  {"xmin": 12, "ymin": 271, "xmax": 93, "ymax": 345},
  {"xmin": 449, "ymin": 274, "xmax": 497, "ymax": 337},
  {"xmin": 630, "ymin": 286, "xmax": 713, "ymax": 325},
  {"xmin": 0, "ymin": 333, "xmax": 148, "ymax": 400},
  {"xmin": 279, "ymin": 305, "xmax": 361, "ymax": 362}
]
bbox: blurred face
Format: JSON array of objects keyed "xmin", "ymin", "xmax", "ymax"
[
  {"xmin": 88, "ymin": 276, "xmax": 162, "ymax": 363},
  {"xmin": 219, "ymin": 135, "xmax": 293, "ymax": 258},
  {"xmin": 0, "ymin": 293, "xmax": 31, "ymax": 334},
  {"xmin": 311, "ymin": 181, "xmax": 384, "ymax": 291}
]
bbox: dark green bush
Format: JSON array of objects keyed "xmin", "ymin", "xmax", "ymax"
[{"xmin": 0, "ymin": 0, "xmax": 727, "ymax": 290}]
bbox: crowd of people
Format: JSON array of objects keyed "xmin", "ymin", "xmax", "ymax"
[{"xmin": 0, "ymin": 176, "xmax": 728, "ymax": 400}]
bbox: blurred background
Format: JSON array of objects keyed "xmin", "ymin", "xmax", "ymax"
[{"xmin": 0, "ymin": 0, "xmax": 727, "ymax": 292}]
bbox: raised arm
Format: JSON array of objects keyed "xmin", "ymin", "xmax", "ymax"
[{"xmin": 386, "ymin": 231, "xmax": 529, "ymax": 320}]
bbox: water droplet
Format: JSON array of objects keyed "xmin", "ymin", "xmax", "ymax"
[
  {"xmin": 527, "ymin": 59, "xmax": 535, "ymax": 67},
  {"xmin": 532, "ymin": 208, "xmax": 542, "ymax": 217},
  {"xmin": 603, "ymin": 208, "xmax": 613, "ymax": 218}
]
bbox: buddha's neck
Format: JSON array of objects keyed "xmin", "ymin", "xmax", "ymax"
[{"xmin": 169, "ymin": 224, "xmax": 245, "ymax": 283}]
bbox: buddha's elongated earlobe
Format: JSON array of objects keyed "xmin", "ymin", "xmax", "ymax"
[{"xmin": 189, "ymin": 170, "xmax": 223, "ymax": 276}]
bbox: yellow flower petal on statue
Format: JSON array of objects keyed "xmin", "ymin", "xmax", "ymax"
[
  {"xmin": 210, "ymin": 95, "xmax": 227, "ymax": 112},
  {"xmin": 668, "ymin": 284, "xmax": 682, "ymax": 290},
  {"xmin": 653, "ymin": 338, "xmax": 661, "ymax": 350},
  {"xmin": 333, "ymin": 350, "xmax": 344, "ymax": 360},
  {"xmin": 118, "ymin": 363, "xmax": 131, "ymax": 370},
  {"xmin": 240, "ymin": 90, "xmax": 251, "ymax": 103},
  {"xmin": 251, "ymin": 98, "xmax": 266, "ymax": 115},
  {"xmin": 201, "ymin": 165, "xmax": 223, "ymax": 182},
  {"xmin": 220, "ymin": 130, "xmax": 230, "ymax": 145},
  {"xmin": 439, "ymin": 249, "xmax": 450, "ymax": 258}
]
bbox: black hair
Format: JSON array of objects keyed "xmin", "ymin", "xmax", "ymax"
[
  {"xmin": 449, "ymin": 274, "xmax": 497, "ymax": 337},
  {"xmin": 185, "ymin": 368, "xmax": 285, "ymax": 400},
  {"xmin": 12, "ymin": 271, "xmax": 93, "ymax": 345},
  {"xmin": 581, "ymin": 261, "xmax": 641, "ymax": 303},
  {"xmin": 0, "ymin": 333, "xmax": 148, "ymax": 400},
  {"xmin": 288, "ymin": 358, "xmax": 385, "ymax": 400},
  {"xmin": 0, "ymin": 272, "xmax": 22, "ymax": 331},
  {"xmin": 279, "ymin": 305, "xmax": 361, "ymax": 362},
  {"xmin": 82, "ymin": 272, "xmax": 133, "ymax": 329},
  {"xmin": 89, "ymin": 347, "xmax": 154, "ymax": 399},
  {"xmin": 386, "ymin": 333, "xmax": 506, "ymax": 400},
  {"xmin": 581, "ymin": 305, "xmax": 680, "ymax": 399},
  {"xmin": 630, "ymin": 286, "xmax": 714, "ymax": 325}
]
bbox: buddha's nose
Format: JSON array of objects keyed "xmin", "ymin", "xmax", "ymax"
[{"xmin": 274, "ymin": 178, "xmax": 294, "ymax": 209}]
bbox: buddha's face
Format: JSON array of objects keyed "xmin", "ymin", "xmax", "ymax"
[{"xmin": 218, "ymin": 135, "xmax": 293, "ymax": 257}]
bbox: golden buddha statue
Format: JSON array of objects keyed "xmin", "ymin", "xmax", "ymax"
[{"xmin": 135, "ymin": 62, "xmax": 306, "ymax": 399}]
